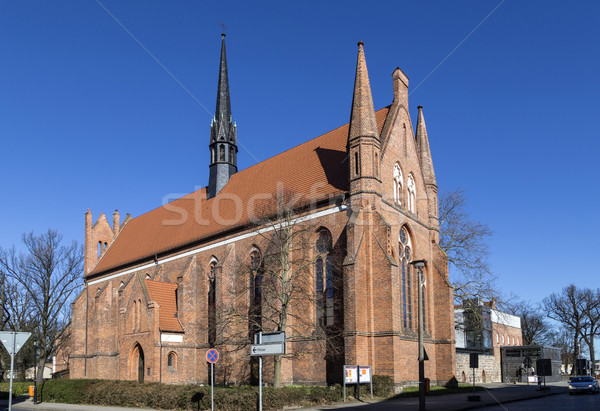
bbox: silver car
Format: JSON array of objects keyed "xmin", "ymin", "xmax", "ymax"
[{"xmin": 568, "ymin": 376, "xmax": 600, "ymax": 394}]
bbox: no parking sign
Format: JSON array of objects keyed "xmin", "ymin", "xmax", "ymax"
[{"xmin": 206, "ymin": 348, "xmax": 219, "ymax": 363}]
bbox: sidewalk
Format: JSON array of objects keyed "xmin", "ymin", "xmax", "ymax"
[
  {"xmin": 298, "ymin": 382, "xmax": 568, "ymax": 411},
  {"xmin": 0, "ymin": 397, "xmax": 160, "ymax": 411}
]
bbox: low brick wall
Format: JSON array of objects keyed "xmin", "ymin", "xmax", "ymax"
[{"xmin": 456, "ymin": 353, "xmax": 500, "ymax": 383}]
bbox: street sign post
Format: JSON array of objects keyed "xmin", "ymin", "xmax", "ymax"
[
  {"xmin": 467, "ymin": 352, "xmax": 480, "ymax": 402},
  {"xmin": 0, "ymin": 331, "xmax": 31, "ymax": 411},
  {"xmin": 254, "ymin": 331, "xmax": 286, "ymax": 344},
  {"xmin": 205, "ymin": 349, "xmax": 219, "ymax": 411},
  {"xmin": 253, "ymin": 331, "xmax": 287, "ymax": 411}
]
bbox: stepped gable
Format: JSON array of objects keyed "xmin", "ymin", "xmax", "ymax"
[
  {"xmin": 145, "ymin": 279, "xmax": 183, "ymax": 333},
  {"xmin": 90, "ymin": 107, "xmax": 389, "ymax": 277}
]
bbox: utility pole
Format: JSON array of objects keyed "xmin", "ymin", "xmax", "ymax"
[{"xmin": 411, "ymin": 260, "xmax": 427, "ymax": 411}]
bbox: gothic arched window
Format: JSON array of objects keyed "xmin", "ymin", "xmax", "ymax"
[
  {"xmin": 167, "ymin": 352, "xmax": 177, "ymax": 371},
  {"xmin": 407, "ymin": 173, "xmax": 416, "ymax": 213},
  {"xmin": 132, "ymin": 300, "xmax": 137, "ymax": 332},
  {"xmin": 393, "ymin": 163, "xmax": 403, "ymax": 205},
  {"xmin": 403, "ymin": 124, "xmax": 407, "ymax": 157},
  {"xmin": 208, "ymin": 258, "xmax": 218, "ymax": 346},
  {"xmin": 229, "ymin": 146, "xmax": 234, "ymax": 164},
  {"xmin": 249, "ymin": 248, "xmax": 263, "ymax": 338},
  {"xmin": 399, "ymin": 227, "xmax": 413, "ymax": 330},
  {"xmin": 315, "ymin": 229, "xmax": 334, "ymax": 328},
  {"xmin": 219, "ymin": 145, "xmax": 225, "ymax": 162}
]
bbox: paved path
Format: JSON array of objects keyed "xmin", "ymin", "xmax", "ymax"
[
  {"xmin": 485, "ymin": 389, "xmax": 599, "ymax": 410},
  {"xmin": 299, "ymin": 382, "xmax": 569, "ymax": 411},
  {"xmin": 0, "ymin": 397, "xmax": 160, "ymax": 411}
]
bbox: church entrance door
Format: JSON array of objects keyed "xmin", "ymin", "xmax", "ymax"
[{"xmin": 133, "ymin": 344, "xmax": 144, "ymax": 383}]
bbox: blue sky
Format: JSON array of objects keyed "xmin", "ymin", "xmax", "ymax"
[{"xmin": 1, "ymin": 0, "xmax": 598, "ymax": 307}]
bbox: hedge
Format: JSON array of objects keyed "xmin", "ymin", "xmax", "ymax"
[
  {"xmin": 40, "ymin": 375, "xmax": 472, "ymax": 409},
  {"xmin": 39, "ymin": 379, "xmax": 348, "ymax": 410}
]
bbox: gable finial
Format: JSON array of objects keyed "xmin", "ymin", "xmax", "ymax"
[{"xmin": 219, "ymin": 21, "xmax": 228, "ymax": 36}]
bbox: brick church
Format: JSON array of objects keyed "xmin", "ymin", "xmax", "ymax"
[{"xmin": 70, "ymin": 35, "xmax": 455, "ymax": 388}]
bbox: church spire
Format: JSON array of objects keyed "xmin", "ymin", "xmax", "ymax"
[
  {"xmin": 215, "ymin": 33, "xmax": 232, "ymax": 131},
  {"xmin": 348, "ymin": 42, "xmax": 381, "ymax": 202},
  {"xmin": 208, "ymin": 33, "xmax": 238, "ymax": 199}
]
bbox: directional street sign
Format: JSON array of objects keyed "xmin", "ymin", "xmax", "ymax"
[
  {"xmin": 206, "ymin": 348, "xmax": 219, "ymax": 364},
  {"xmin": 0, "ymin": 332, "xmax": 31, "ymax": 355},
  {"xmin": 254, "ymin": 331, "xmax": 286, "ymax": 344},
  {"xmin": 251, "ymin": 342, "xmax": 285, "ymax": 356}
]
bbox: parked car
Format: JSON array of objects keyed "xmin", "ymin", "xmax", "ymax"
[{"xmin": 568, "ymin": 376, "xmax": 600, "ymax": 394}]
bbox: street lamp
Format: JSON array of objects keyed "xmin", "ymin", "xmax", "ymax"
[
  {"xmin": 410, "ymin": 259, "xmax": 427, "ymax": 411},
  {"xmin": 33, "ymin": 341, "xmax": 38, "ymax": 404}
]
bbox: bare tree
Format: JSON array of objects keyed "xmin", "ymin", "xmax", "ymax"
[
  {"xmin": 0, "ymin": 273, "xmax": 7, "ymax": 330},
  {"xmin": 438, "ymin": 188, "xmax": 496, "ymax": 304},
  {"xmin": 0, "ymin": 267, "xmax": 35, "ymax": 380},
  {"xmin": 580, "ymin": 288, "xmax": 600, "ymax": 366},
  {"xmin": 0, "ymin": 273, "xmax": 9, "ymax": 380},
  {"xmin": 2, "ymin": 280, "xmax": 35, "ymax": 332},
  {"xmin": 542, "ymin": 285, "xmax": 589, "ymax": 376},
  {"xmin": 0, "ymin": 229, "xmax": 83, "ymax": 386},
  {"xmin": 219, "ymin": 192, "xmax": 343, "ymax": 387},
  {"xmin": 547, "ymin": 327, "xmax": 576, "ymax": 372},
  {"xmin": 508, "ymin": 301, "xmax": 551, "ymax": 345}
]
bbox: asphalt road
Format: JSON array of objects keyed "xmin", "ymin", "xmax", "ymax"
[{"xmin": 485, "ymin": 391, "xmax": 600, "ymax": 410}]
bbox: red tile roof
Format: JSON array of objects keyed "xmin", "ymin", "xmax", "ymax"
[
  {"xmin": 145, "ymin": 279, "xmax": 183, "ymax": 333},
  {"xmin": 90, "ymin": 107, "xmax": 390, "ymax": 276}
]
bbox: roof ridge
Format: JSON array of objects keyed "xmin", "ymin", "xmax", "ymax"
[
  {"xmin": 245, "ymin": 106, "xmax": 391, "ymax": 170},
  {"xmin": 120, "ymin": 106, "xmax": 391, "ymax": 226}
]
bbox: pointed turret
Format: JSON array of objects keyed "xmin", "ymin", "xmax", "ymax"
[
  {"xmin": 416, "ymin": 106, "xmax": 436, "ymax": 186},
  {"xmin": 415, "ymin": 106, "xmax": 439, "ymax": 230},
  {"xmin": 208, "ymin": 34, "xmax": 238, "ymax": 199},
  {"xmin": 348, "ymin": 42, "xmax": 381, "ymax": 203},
  {"xmin": 349, "ymin": 42, "xmax": 379, "ymax": 141}
]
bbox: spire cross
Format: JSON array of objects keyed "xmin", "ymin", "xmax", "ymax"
[{"xmin": 219, "ymin": 21, "xmax": 228, "ymax": 34}]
